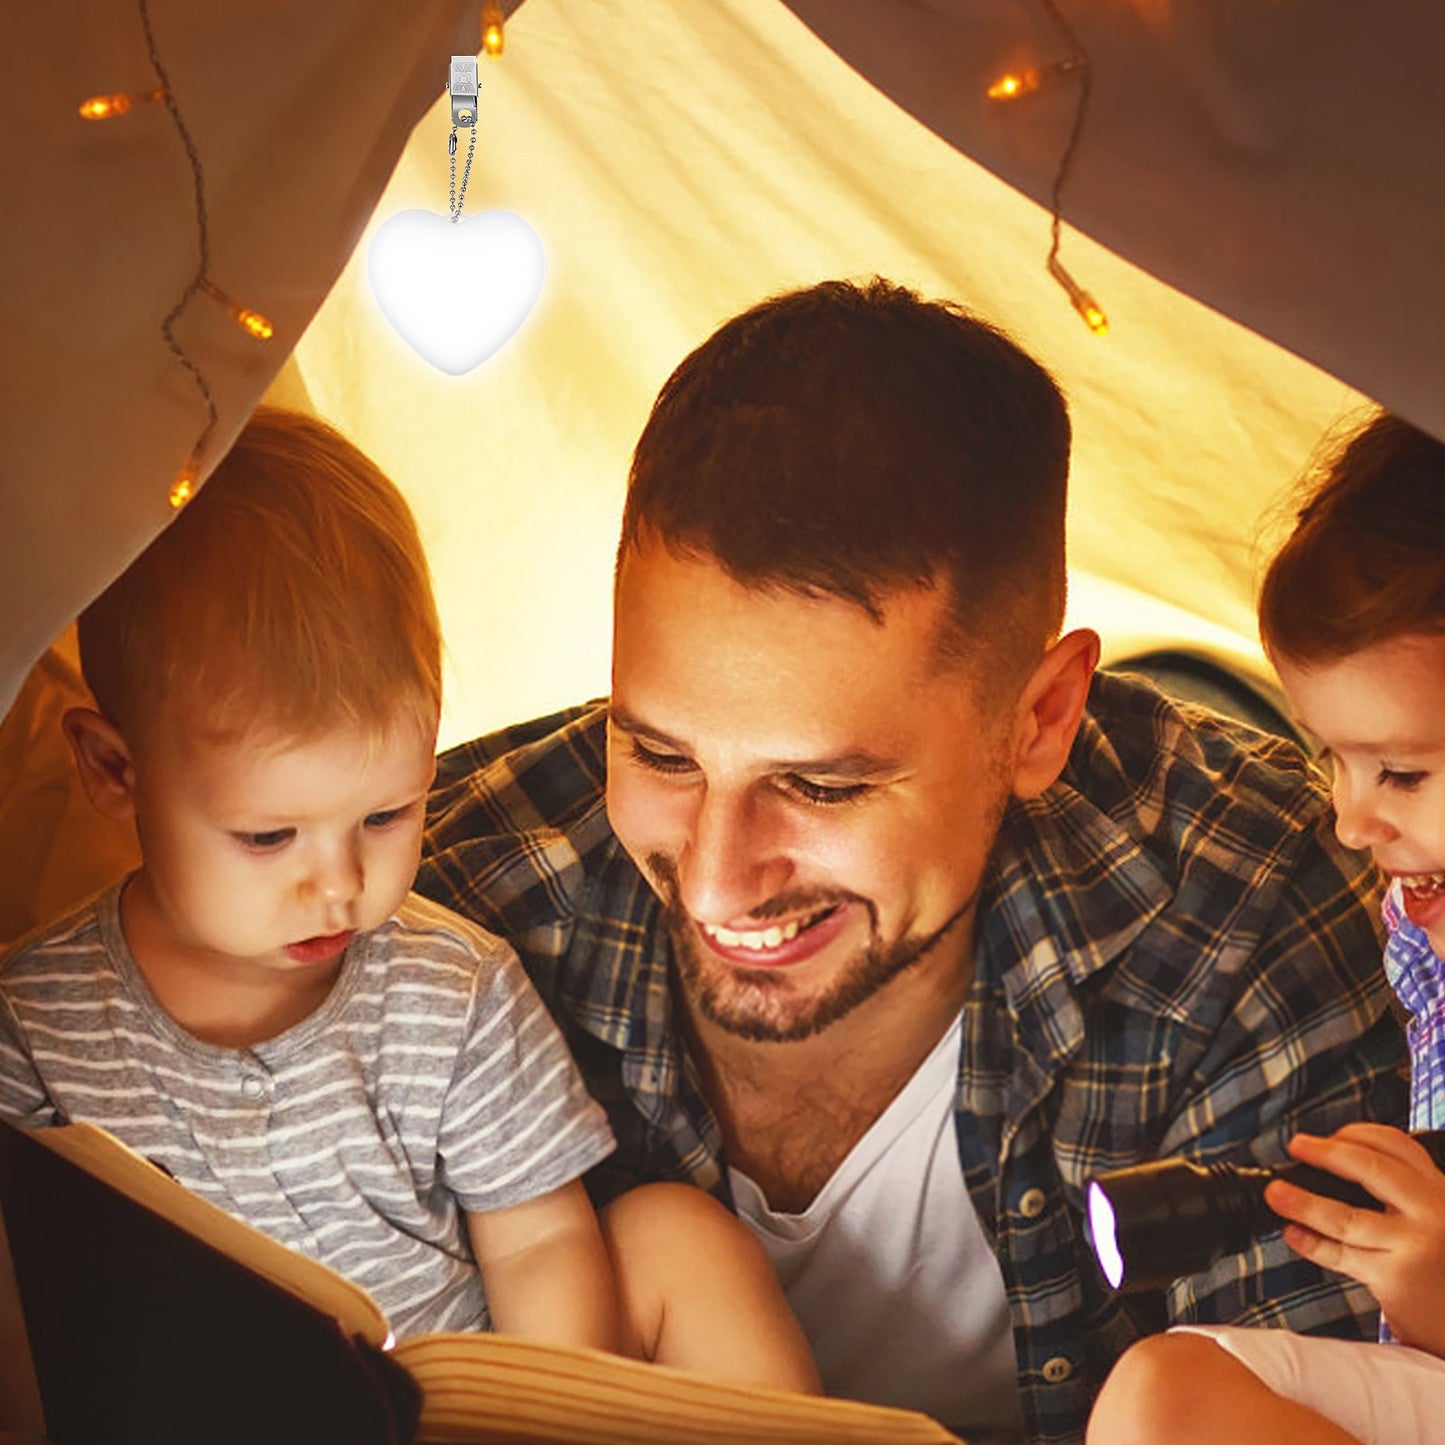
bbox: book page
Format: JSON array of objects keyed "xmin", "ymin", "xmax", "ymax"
[
  {"xmin": 26, "ymin": 1124, "xmax": 967, "ymax": 1444},
  {"xmin": 28, "ymin": 1123, "xmax": 389, "ymax": 1348},
  {"xmin": 393, "ymin": 1332, "xmax": 965, "ymax": 1445}
]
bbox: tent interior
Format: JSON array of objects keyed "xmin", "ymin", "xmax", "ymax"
[{"xmin": 1, "ymin": 0, "xmax": 1442, "ymax": 1430}]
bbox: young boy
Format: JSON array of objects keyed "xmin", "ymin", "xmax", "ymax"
[
  {"xmin": 0, "ymin": 407, "xmax": 818, "ymax": 1390},
  {"xmin": 1087, "ymin": 412, "xmax": 1445, "ymax": 1444}
]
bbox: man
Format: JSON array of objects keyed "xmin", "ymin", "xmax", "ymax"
[{"xmin": 419, "ymin": 279, "xmax": 1407, "ymax": 1444}]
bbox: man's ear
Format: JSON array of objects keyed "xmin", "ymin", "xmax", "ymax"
[
  {"xmin": 1008, "ymin": 628, "xmax": 1100, "ymax": 800},
  {"xmin": 62, "ymin": 707, "xmax": 139, "ymax": 821}
]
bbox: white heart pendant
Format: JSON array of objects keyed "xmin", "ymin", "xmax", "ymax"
[{"xmin": 367, "ymin": 209, "xmax": 545, "ymax": 376}]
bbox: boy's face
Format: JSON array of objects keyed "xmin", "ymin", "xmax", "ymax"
[
  {"xmin": 1276, "ymin": 633, "xmax": 1445, "ymax": 956},
  {"xmin": 124, "ymin": 708, "xmax": 438, "ymax": 982}
]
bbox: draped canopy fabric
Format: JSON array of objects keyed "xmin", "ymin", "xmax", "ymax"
[{"xmin": 3, "ymin": 0, "xmax": 1441, "ymax": 746}]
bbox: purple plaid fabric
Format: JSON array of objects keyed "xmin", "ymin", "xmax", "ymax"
[
  {"xmin": 1376, "ymin": 880, "xmax": 1445, "ymax": 1346},
  {"xmin": 1382, "ymin": 880, "xmax": 1445, "ymax": 1130}
]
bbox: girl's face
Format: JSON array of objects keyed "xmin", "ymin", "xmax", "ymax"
[{"xmin": 1275, "ymin": 633, "xmax": 1445, "ymax": 956}]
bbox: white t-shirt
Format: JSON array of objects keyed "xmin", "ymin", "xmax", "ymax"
[{"xmin": 729, "ymin": 1013, "xmax": 1023, "ymax": 1438}]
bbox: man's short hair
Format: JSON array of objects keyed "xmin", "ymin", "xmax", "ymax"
[
  {"xmin": 618, "ymin": 278, "xmax": 1071, "ymax": 690},
  {"xmin": 1259, "ymin": 412, "xmax": 1445, "ymax": 664},
  {"xmin": 78, "ymin": 406, "xmax": 442, "ymax": 743}
]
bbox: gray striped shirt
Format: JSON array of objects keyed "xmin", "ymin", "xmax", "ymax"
[{"xmin": 0, "ymin": 884, "xmax": 616, "ymax": 1338}]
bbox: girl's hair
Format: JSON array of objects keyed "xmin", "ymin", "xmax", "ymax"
[
  {"xmin": 1259, "ymin": 411, "xmax": 1445, "ymax": 664},
  {"xmin": 78, "ymin": 407, "xmax": 442, "ymax": 744}
]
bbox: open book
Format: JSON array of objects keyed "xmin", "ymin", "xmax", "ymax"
[{"xmin": 0, "ymin": 1119, "xmax": 964, "ymax": 1445}]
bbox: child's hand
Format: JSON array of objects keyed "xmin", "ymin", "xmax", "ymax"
[{"xmin": 1265, "ymin": 1122, "xmax": 1445, "ymax": 1356}]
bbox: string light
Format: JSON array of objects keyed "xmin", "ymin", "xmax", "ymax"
[
  {"xmin": 199, "ymin": 280, "xmax": 275, "ymax": 340},
  {"xmin": 481, "ymin": 0, "xmax": 505, "ymax": 57},
  {"xmin": 986, "ymin": 57, "xmax": 1083, "ymax": 102},
  {"xmin": 77, "ymin": 87, "xmax": 165, "ymax": 120},
  {"xmin": 88, "ymin": 0, "xmax": 280, "ymax": 503},
  {"xmin": 168, "ymin": 464, "xmax": 198, "ymax": 510},
  {"xmin": 987, "ymin": 70, "xmax": 1036, "ymax": 101},
  {"xmin": 1048, "ymin": 255, "xmax": 1108, "ymax": 335},
  {"xmin": 992, "ymin": 0, "xmax": 1108, "ymax": 335}
]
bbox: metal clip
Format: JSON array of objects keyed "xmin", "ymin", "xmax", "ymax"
[{"xmin": 448, "ymin": 55, "xmax": 479, "ymax": 127}]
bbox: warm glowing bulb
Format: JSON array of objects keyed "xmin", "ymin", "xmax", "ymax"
[
  {"xmin": 79, "ymin": 94, "xmax": 131, "ymax": 119},
  {"xmin": 1048, "ymin": 256, "xmax": 1109, "ymax": 337},
  {"xmin": 169, "ymin": 471, "xmax": 196, "ymax": 509},
  {"xmin": 986, "ymin": 57, "xmax": 1083, "ymax": 102},
  {"xmin": 232, "ymin": 306, "xmax": 275, "ymax": 340},
  {"xmin": 1077, "ymin": 297, "xmax": 1109, "ymax": 336},
  {"xmin": 482, "ymin": 0, "xmax": 505, "ymax": 55},
  {"xmin": 78, "ymin": 88, "xmax": 163, "ymax": 120},
  {"xmin": 1067, "ymin": 291, "xmax": 1108, "ymax": 335},
  {"xmin": 199, "ymin": 280, "xmax": 274, "ymax": 340},
  {"xmin": 987, "ymin": 68, "xmax": 1040, "ymax": 101}
]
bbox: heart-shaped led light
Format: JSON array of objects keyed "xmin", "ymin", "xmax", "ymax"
[{"xmin": 367, "ymin": 209, "xmax": 545, "ymax": 376}]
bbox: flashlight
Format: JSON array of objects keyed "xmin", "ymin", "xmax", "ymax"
[{"xmin": 1087, "ymin": 1130, "xmax": 1445, "ymax": 1292}]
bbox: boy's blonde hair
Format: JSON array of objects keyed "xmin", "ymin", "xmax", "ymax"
[
  {"xmin": 1259, "ymin": 411, "xmax": 1445, "ymax": 665},
  {"xmin": 78, "ymin": 407, "xmax": 442, "ymax": 744}
]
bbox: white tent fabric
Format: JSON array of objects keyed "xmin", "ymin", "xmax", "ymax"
[
  {"xmin": 784, "ymin": 0, "xmax": 1445, "ymax": 444},
  {"xmin": 1, "ymin": 0, "xmax": 1440, "ymax": 915},
  {"xmin": 0, "ymin": 0, "xmax": 479, "ymax": 726},
  {"xmin": 291, "ymin": 0, "xmax": 1424, "ymax": 749},
  {"xmin": 9, "ymin": 0, "xmax": 1440, "ymax": 749}
]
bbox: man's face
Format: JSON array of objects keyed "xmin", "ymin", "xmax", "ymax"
[
  {"xmin": 607, "ymin": 542, "xmax": 1020, "ymax": 1044},
  {"xmin": 1276, "ymin": 633, "xmax": 1445, "ymax": 956}
]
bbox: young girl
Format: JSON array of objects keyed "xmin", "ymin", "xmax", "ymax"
[{"xmin": 1087, "ymin": 412, "xmax": 1445, "ymax": 1445}]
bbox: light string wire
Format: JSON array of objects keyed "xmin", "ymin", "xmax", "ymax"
[
  {"xmin": 1040, "ymin": 0, "xmax": 1089, "ymax": 275},
  {"xmin": 1037, "ymin": 0, "xmax": 1107, "ymax": 332},
  {"xmin": 137, "ymin": 0, "xmax": 219, "ymax": 487}
]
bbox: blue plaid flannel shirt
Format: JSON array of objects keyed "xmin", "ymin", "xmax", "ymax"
[{"xmin": 419, "ymin": 670, "xmax": 1408, "ymax": 1445}]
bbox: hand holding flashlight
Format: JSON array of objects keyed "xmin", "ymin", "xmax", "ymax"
[
  {"xmin": 1086, "ymin": 1127, "xmax": 1445, "ymax": 1297},
  {"xmin": 1266, "ymin": 1122, "xmax": 1445, "ymax": 1358}
]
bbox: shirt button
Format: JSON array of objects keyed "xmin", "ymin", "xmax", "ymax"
[
  {"xmin": 1042, "ymin": 1355, "xmax": 1074, "ymax": 1384},
  {"xmin": 241, "ymin": 1075, "xmax": 266, "ymax": 1100},
  {"xmin": 1018, "ymin": 1187, "xmax": 1047, "ymax": 1219}
]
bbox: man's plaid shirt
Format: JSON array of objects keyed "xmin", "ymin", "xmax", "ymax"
[{"xmin": 419, "ymin": 669, "xmax": 1408, "ymax": 1445}]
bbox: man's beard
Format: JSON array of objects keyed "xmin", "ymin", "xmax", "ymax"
[{"xmin": 646, "ymin": 853, "xmax": 976, "ymax": 1044}]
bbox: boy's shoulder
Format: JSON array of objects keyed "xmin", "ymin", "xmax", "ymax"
[
  {"xmin": 350, "ymin": 895, "xmax": 548, "ymax": 1043},
  {"xmin": 367, "ymin": 891, "xmax": 523, "ymax": 981},
  {"xmin": 388, "ymin": 890, "xmax": 513, "ymax": 949},
  {"xmin": 1, "ymin": 885, "xmax": 115, "ymax": 989}
]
